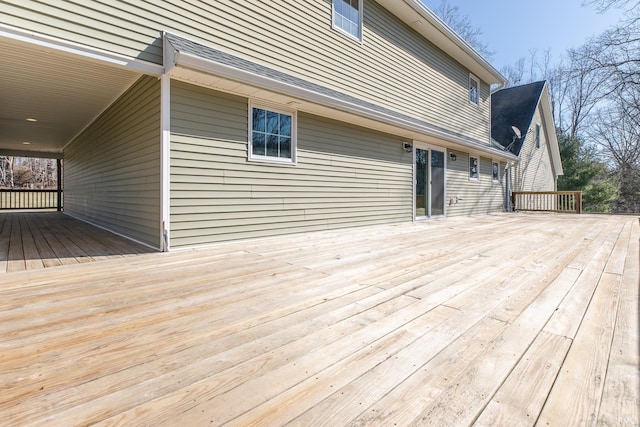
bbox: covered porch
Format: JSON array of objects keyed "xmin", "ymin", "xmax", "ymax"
[
  {"xmin": 0, "ymin": 212, "xmax": 637, "ymax": 425},
  {"xmin": 0, "ymin": 212, "xmax": 154, "ymax": 273}
]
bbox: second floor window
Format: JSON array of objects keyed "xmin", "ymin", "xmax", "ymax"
[
  {"xmin": 535, "ymin": 124, "xmax": 541, "ymax": 148},
  {"xmin": 469, "ymin": 74, "xmax": 479, "ymax": 106},
  {"xmin": 333, "ymin": 0, "xmax": 362, "ymax": 41}
]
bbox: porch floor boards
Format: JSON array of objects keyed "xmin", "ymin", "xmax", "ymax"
[
  {"xmin": 0, "ymin": 213, "xmax": 638, "ymax": 426},
  {"xmin": 0, "ymin": 212, "xmax": 154, "ymax": 274}
]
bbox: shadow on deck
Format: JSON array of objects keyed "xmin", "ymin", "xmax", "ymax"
[{"xmin": 0, "ymin": 212, "xmax": 155, "ymax": 273}]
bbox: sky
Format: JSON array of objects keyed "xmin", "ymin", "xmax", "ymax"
[{"xmin": 421, "ymin": 0, "xmax": 626, "ymax": 71}]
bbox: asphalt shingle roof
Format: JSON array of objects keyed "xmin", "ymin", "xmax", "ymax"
[{"xmin": 491, "ymin": 81, "xmax": 546, "ymax": 155}]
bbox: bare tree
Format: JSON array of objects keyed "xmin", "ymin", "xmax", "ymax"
[
  {"xmin": 561, "ymin": 45, "xmax": 615, "ymax": 137},
  {"xmin": 590, "ymin": 100, "xmax": 640, "ymax": 211},
  {"xmin": 500, "ymin": 49, "xmax": 554, "ymax": 87},
  {"xmin": 583, "ymin": 0, "xmax": 640, "ymax": 12},
  {"xmin": 591, "ymin": 101, "xmax": 640, "ymax": 168},
  {"xmin": 0, "ymin": 156, "xmax": 58, "ymax": 189},
  {"xmin": 430, "ymin": 0, "xmax": 494, "ymax": 60},
  {"xmin": 579, "ymin": 0, "xmax": 639, "ymax": 105},
  {"xmin": 501, "ymin": 58, "xmax": 526, "ymax": 87}
]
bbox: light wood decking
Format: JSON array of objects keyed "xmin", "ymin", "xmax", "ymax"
[
  {"xmin": 0, "ymin": 212, "xmax": 154, "ymax": 273},
  {"xmin": 0, "ymin": 213, "xmax": 638, "ymax": 426}
]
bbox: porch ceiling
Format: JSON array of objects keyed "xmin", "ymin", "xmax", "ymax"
[{"xmin": 0, "ymin": 35, "xmax": 142, "ymax": 157}]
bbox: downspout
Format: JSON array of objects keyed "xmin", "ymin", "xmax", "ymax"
[
  {"xmin": 160, "ymin": 32, "xmax": 171, "ymax": 252},
  {"xmin": 505, "ymin": 164, "xmax": 512, "ymax": 212},
  {"xmin": 160, "ymin": 74, "xmax": 170, "ymax": 252}
]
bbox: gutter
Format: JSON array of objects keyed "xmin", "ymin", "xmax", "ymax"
[{"xmin": 166, "ymin": 35, "xmax": 517, "ymax": 162}]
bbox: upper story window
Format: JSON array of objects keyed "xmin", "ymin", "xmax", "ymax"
[
  {"xmin": 469, "ymin": 155, "xmax": 479, "ymax": 180},
  {"xmin": 249, "ymin": 103, "xmax": 296, "ymax": 165},
  {"xmin": 332, "ymin": 0, "xmax": 362, "ymax": 41},
  {"xmin": 492, "ymin": 161, "xmax": 500, "ymax": 182},
  {"xmin": 535, "ymin": 124, "xmax": 541, "ymax": 148},
  {"xmin": 469, "ymin": 74, "xmax": 480, "ymax": 106}
]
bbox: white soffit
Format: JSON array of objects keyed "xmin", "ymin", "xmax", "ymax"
[{"xmin": 0, "ymin": 31, "xmax": 146, "ymax": 154}]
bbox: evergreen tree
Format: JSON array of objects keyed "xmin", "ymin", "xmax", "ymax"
[{"xmin": 556, "ymin": 134, "xmax": 619, "ymax": 212}]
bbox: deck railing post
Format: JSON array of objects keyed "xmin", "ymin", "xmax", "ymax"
[
  {"xmin": 576, "ymin": 191, "xmax": 582, "ymax": 214},
  {"xmin": 57, "ymin": 159, "xmax": 63, "ymax": 212}
]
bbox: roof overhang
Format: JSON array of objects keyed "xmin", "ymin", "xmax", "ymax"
[
  {"xmin": 164, "ymin": 33, "xmax": 516, "ymax": 161},
  {"xmin": 378, "ymin": 0, "xmax": 506, "ymax": 85}
]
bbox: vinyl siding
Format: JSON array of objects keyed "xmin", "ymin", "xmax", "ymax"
[
  {"xmin": 169, "ymin": 81, "xmax": 412, "ymax": 248},
  {"xmin": 514, "ymin": 108, "xmax": 556, "ymax": 191},
  {"xmin": 2, "ymin": 0, "xmax": 490, "ymax": 142},
  {"xmin": 445, "ymin": 150, "xmax": 505, "ymax": 216},
  {"xmin": 64, "ymin": 76, "xmax": 161, "ymax": 248}
]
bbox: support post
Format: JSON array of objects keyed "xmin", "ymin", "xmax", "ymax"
[{"xmin": 56, "ymin": 158, "xmax": 63, "ymax": 211}]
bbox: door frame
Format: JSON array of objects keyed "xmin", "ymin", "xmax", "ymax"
[{"xmin": 413, "ymin": 141, "xmax": 447, "ymax": 220}]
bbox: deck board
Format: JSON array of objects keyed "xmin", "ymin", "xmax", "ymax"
[
  {"xmin": 537, "ymin": 272, "xmax": 622, "ymax": 426},
  {"xmin": 0, "ymin": 212, "xmax": 637, "ymax": 426},
  {"xmin": 0, "ymin": 212, "xmax": 153, "ymax": 275},
  {"xmin": 597, "ymin": 220, "xmax": 640, "ymax": 426}
]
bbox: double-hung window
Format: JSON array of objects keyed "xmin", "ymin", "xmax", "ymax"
[
  {"xmin": 249, "ymin": 103, "xmax": 296, "ymax": 164},
  {"xmin": 332, "ymin": 0, "xmax": 362, "ymax": 41},
  {"xmin": 469, "ymin": 155, "xmax": 479, "ymax": 180},
  {"xmin": 492, "ymin": 161, "xmax": 500, "ymax": 183},
  {"xmin": 469, "ymin": 74, "xmax": 479, "ymax": 106}
]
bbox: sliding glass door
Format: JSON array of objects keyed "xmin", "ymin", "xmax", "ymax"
[{"xmin": 414, "ymin": 144, "xmax": 446, "ymax": 219}]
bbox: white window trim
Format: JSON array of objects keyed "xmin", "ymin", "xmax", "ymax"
[
  {"xmin": 248, "ymin": 101, "xmax": 297, "ymax": 165},
  {"xmin": 491, "ymin": 160, "xmax": 500, "ymax": 183},
  {"xmin": 469, "ymin": 154, "xmax": 480, "ymax": 181},
  {"xmin": 469, "ymin": 74, "xmax": 480, "ymax": 106},
  {"xmin": 331, "ymin": 0, "xmax": 364, "ymax": 43}
]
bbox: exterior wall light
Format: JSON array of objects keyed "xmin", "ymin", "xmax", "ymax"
[
  {"xmin": 403, "ymin": 142, "xmax": 413, "ymax": 153},
  {"xmin": 449, "ymin": 153, "xmax": 457, "ymax": 161}
]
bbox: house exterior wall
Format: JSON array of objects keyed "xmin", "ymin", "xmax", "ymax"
[
  {"xmin": 513, "ymin": 108, "xmax": 556, "ymax": 192},
  {"xmin": 445, "ymin": 150, "xmax": 505, "ymax": 216},
  {"xmin": 2, "ymin": 0, "xmax": 491, "ymax": 142},
  {"xmin": 64, "ymin": 76, "xmax": 161, "ymax": 248},
  {"xmin": 169, "ymin": 81, "xmax": 412, "ymax": 248}
]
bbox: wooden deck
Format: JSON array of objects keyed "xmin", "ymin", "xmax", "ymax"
[
  {"xmin": 0, "ymin": 213, "xmax": 638, "ymax": 426},
  {"xmin": 0, "ymin": 212, "xmax": 154, "ymax": 273}
]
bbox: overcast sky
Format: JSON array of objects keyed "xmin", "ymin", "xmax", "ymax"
[{"xmin": 421, "ymin": 0, "xmax": 626, "ymax": 71}]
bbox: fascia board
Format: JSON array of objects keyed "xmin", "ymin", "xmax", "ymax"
[
  {"xmin": 540, "ymin": 84, "xmax": 564, "ymax": 175},
  {"xmin": 0, "ymin": 24, "xmax": 163, "ymax": 76},
  {"xmin": 378, "ymin": 0, "xmax": 506, "ymax": 85}
]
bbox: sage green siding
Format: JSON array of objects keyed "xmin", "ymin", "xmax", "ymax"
[
  {"xmin": 2, "ymin": 0, "xmax": 490, "ymax": 141},
  {"xmin": 513, "ymin": 109, "xmax": 556, "ymax": 191},
  {"xmin": 64, "ymin": 76, "xmax": 161, "ymax": 248},
  {"xmin": 169, "ymin": 81, "xmax": 412, "ymax": 248},
  {"xmin": 445, "ymin": 150, "xmax": 505, "ymax": 216}
]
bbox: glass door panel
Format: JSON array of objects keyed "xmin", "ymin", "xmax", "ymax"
[
  {"xmin": 415, "ymin": 148, "xmax": 428, "ymax": 218},
  {"xmin": 431, "ymin": 149, "xmax": 445, "ymax": 216}
]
